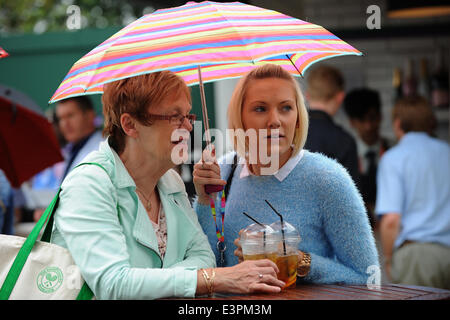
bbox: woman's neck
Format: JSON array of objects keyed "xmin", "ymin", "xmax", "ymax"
[
  {"xmin": 119, "ymin": 140, "xmax": 168, "ymax": 193},
  {"xmin": 249, "ymin": 148, "xmax": 293, "ymax": 176}
]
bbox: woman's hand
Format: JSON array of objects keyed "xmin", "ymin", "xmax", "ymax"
[
  {"xmin": 193, "ymin": 146, "xmax": 226, "ymax": 204},
  {"xmin": 233, "ymin": 230, "xmax": 244, "ymax": 263},
  {"xmin": 214, "ymin": 259, "xmax": 285, "ymax": 294}
]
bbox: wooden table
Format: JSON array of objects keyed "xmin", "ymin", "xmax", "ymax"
[{"xmin": 196, "ymin": 284, "xmax": 450, "ymax": 300}]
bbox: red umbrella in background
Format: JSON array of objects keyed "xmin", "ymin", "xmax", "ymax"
[
  {"xmin": 0, "ymin": 84, "xmax": 63, "ymax": 188},
  {"xmin": 0, "ymin": 47, "xmax": 9, "ymax": 58}
]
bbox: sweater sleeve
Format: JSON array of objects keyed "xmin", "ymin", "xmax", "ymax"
[{"xmin": 305, "ymin": 163, "xmax": 380, "ymax": 285}]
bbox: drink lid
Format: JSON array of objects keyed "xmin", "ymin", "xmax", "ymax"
[
  {"xmin": 240, "ymin": 223, "xmax": 278, "ymax": 244},
  {"xmin": 269, "ymin": 221, "xmax": 301, "ymax": 242}
]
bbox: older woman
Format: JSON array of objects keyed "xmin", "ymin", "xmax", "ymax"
[
  {"xmin": 194, "ymin": 64, "xmax": 380, "ymax": 285},
  {"xmin": 50, "ymin": 71, "xmax": 284, "ymax": 299}
]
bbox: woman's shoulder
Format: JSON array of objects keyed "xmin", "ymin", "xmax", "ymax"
[
  {"xmin": 299, "ymin": 150, "xmax": 349, "ymax": 177},
  {"xmin": 297, "ymin": 150, "xmax": 356, "ymax": 195},
  {"xmin": 62, "ymin": 150, "xmax": 114, "ymax": 190}
]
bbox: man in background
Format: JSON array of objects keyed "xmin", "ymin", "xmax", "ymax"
[
  {"xmin": 26, "ymin": 96, "xmax": 103, "ymax": 222},
  {"xmin": 304, "ymin": 64, "xmax": 360, "ymax": 185},
  {"xmin": 343, "ymin": 88, "xmax": 391, "ymax": 229},
  {"xmin": 55, "ymin": 96, "xmax": 103, "ymax": 179},
  {"xmin": 376, "ymin": 96, "xmax": 450, "ymax": 289}
]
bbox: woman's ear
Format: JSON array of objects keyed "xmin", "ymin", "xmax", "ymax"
[{"xmin": 120, "ymin": 113, "xmax": 138, "ymax": 138}]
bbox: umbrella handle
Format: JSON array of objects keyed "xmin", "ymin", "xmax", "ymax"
[{"xmin": 205, "ymin": 184, "xmax": 224, "ymax": 194}]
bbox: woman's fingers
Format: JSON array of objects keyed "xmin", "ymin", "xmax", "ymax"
[
  {"xmin": 256, "ymin": 266, "xmax": 279, "ymax": 279},
  {"xmin": 194, "ymin": 162, "xmax": 221, "ymax": 177},
  {"xmin": 192, "ymin": 153, "xmax": 225, "ymax": 201},
  {"xmin": 193, "ymin": 176, "xmax": 227, "ymax": 187},
  {"xmin": 248, "ymin": 282, "xmax": 282, "ymax": 293},
  {"xmin": 217, "ymin": 260, "xmax": 285, "ymax": 295},
  {"xmin": 233, "ymin": 248, "xmax": 243, "ymax": 263},
  {"xmin": 251, "ymin": 258, "xmax": 280, "ymax": 274},
  {"xmin": 248, "ymin": 266, "xmax": 285, "ymax": 293}
]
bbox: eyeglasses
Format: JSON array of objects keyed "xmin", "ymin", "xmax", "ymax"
[{"xmin": 143, "ymin": 113, "xmax": 197, "ymax": 128}]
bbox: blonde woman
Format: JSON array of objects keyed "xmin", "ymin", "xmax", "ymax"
[{"xmin": 194, "ymin": 64, "xmax": 379, "ymax": 285}]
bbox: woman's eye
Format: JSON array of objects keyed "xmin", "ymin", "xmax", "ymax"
[
  {"xmin": 282, "ymin": 105, "xmax": 293, "ymax": 111},
  {"xmin": 254, "ymin": 106, "xmax": 266, "ymax": 112}
]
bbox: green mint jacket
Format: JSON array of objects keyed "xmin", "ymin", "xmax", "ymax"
[{"xmin": 51, "ymin": 140, "xmax": 216, "ymax": 299}]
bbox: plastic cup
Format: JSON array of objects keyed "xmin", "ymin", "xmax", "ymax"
[
  {"xmin": 240, "ymin": 223, "xmax": 278, "ymax": 262},
  {"xmin": 269, "ymin": 221, "xmax": 301, "ymax": 289}
]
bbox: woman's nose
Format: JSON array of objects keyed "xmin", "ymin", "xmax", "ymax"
[
  {"xmin": 267, "ymin": 110, "xmax": 281, "ymax": 128},
  {"xmin": 181, "ymin": 117, "xmax": 193, "ymax": 131}
]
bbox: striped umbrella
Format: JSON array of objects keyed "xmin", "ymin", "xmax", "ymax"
[
  {"xmin": 49, "ymin": 1, "xmax": 362, "ymax": 103},
  {"xmin": 0, "ymin": 47, "xmax": 9, "ymax": 58}
]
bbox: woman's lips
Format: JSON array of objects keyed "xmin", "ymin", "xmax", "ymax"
[
  {"xmin": 266, "ymin": 134, "xmax": 284, "ymax": 139},
  {"xmin": 172, "ymin": 138, "xmax": 187, "ymax": 145}
]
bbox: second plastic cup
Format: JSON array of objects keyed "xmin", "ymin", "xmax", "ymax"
[
  {"xmin": 270, "ymin": 221, "xmax": 301, "ymax": 289},
  {"xmin": 240, "ymin": 223, "xmax": 278, "ymax": 261}
]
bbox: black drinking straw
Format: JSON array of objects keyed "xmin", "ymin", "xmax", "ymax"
[
  {"xmin": 242, "ymin": 212, "xmax": 266, "ymax": 248},
  {"xmin": 264, "ymin": 199, "xmax": 287, "ymax": 255}
]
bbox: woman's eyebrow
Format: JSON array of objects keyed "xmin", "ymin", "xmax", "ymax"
[
  {"xmin": 249, "ymin": 100, "xmax": 268, "ymax": 105},
  {"xmin": 279, "ymin": 100, "xmax": 295, "ymax": 104}
]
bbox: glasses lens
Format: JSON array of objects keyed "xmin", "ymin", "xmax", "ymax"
[{"xmin": 169, "ymin": 115, "xmax": 183, "ymax": 126}]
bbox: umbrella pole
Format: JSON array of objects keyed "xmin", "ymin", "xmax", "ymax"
[
  {"xmin": 197, "ymin": 65, "xmax": 212, "ymax": 150},
  {"xmin": 197, "ymin": 65, "xmax": 224, "ymax": 194}
]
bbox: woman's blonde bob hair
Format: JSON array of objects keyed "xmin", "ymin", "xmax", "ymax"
[{"xmin": 227, "ymin": 63, "xmax": 309, "ymax": 159}]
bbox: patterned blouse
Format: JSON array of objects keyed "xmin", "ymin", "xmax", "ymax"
[{"xmin": 150, "ymin": 205, "xmax": 167, "ymax": 259}]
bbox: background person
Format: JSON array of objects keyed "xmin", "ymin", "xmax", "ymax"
[
  {"xmin": 376, "ymin": 96, "xmax": 450, "ymax": 289},
  {"xmin": 51, "ymin": 71, "xmax": 284, "ymax": 299},
  {"xmin": 55, "ymin": 96, "xmax": 104, "ymax": 179},
  {"xmin": 194, "ymin": 64, "xmax": 379, "ymax": 285},
  {"xmin": 24, "ymin": 96, "xmax": 104, "ymax": 222},
  {"xmin": 343, "ymin": 88, "xmax": 391, "ymax": 229},
  {"xmin": 303, "ymin": 64, "xmax": 360, "ymax": 185}
]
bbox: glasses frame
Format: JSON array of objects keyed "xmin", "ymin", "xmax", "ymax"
[{"xmin": 143, "ymin": 113, "xmax": 197, "ymax": 127}]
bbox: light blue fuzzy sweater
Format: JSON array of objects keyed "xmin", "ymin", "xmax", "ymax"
[{"xmin": 194, "ymin": 150, "xmax": 380, "ymax": 285}]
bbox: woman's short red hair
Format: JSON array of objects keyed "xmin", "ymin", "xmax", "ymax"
[{"xmin": 102, "ymin": 71, "xmax": 191, "ymax": 154}]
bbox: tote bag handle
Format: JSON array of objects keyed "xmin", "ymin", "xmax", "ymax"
[{"xmin": 0, "ymin": 162, "xmax": 109, "ymax": 300}]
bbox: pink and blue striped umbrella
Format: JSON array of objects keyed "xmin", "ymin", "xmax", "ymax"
[{"xmin": 50, "ymin": 1, "xmax": 361, "ymax": 103}]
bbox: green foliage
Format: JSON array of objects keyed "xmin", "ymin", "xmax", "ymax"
[{"xmin": 0, "ymin": 0, "xmax": 158, "ymax": 35}]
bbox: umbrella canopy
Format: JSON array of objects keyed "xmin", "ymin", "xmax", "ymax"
[
  {"xmin": 49, "ymin": 0, "xmax": 361, "ymax": 103},
  {"xmin": 0, "ymin": 84, "xmax": 63, "ymax": 187},
  {"xmin": 0, "ymin": 47, "xmax": 8, "ymax": 58}
]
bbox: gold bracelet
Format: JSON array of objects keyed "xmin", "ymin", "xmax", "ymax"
[
  {"xmin": 209, "ymin": 268, "xmax": 216, "ymax": 296},
  {"xmin": 201, "ymin": 268, "xmax": 214, "ymax": 296}
]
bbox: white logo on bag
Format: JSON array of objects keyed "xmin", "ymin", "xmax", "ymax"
[
  {"xmin": 37, "ymin": 266, "xmax": 63, "ymax": 294},
  {"xmin": 36, "ymin": 265, "xmax": 83, "ymax": 294}
]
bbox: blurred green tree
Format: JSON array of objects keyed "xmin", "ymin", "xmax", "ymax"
[{"xmin": 0, "ymin": 0, "xmax": 189, "ymax": 35}]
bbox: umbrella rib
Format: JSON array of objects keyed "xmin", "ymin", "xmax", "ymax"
[
  {"xmin": 210, "ymin": 3, "xmax": 258, "ymax": 64},
  {"xmin": 286, "ymin": 54, "xmax": 303, "ymax": 78}
]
